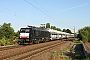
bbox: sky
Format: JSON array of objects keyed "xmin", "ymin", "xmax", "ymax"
[{"xmin": 0, "ymin": 0, "xmax": 90, "ymax": 32}]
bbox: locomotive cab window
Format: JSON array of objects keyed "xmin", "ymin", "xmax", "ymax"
[{"xmin": 20, "ymin": 28, "xmax": 30, "ymax": 33}]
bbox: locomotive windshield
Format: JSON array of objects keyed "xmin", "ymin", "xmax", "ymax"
[{"xmin": 20, "ymin": 28, "xmax": 30, "ymax": 33}]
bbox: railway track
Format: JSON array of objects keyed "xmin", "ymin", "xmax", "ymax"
[
  {"xmin": 0, "ymin": 40, "xmax": 67, "ymax": 60},
  {"xmin": 0, "ymin": 44, "xmax": 24, "ymax": 51}
]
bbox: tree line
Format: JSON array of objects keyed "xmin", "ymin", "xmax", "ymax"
[
  {"xmin": 40, "ymin": 23, "xmax": 72, "ymax": 33},
  {"xmin": 78, "ymin": 26, "xmax": 90, "ymax": 42},
  {"xmin": 0, "ymin": 22, "xmax": 88, "ymax": 44}
]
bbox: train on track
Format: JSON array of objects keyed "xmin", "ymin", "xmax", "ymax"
[{"xmin": 18, "ymin": 26, "xmax": 74, "ymax": 45}]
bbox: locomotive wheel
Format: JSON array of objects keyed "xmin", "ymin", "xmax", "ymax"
[
  {"xmin": 33, "ymin": 40, "xmax": 38, "ymax": 44},
  {"xmin": 44, "ymin": 39, "xmax": 46, "ymax": 42},
  {"xmin": 35, "ymin": 40, "xmax": 39, "ymax": 44},
  {"xmin": 30, "ymin": 40, "xmax": 33, "ymax": 44},
  {"xmin": 37, "ymin": 40, "xmax": 39, "ymax": 44}
]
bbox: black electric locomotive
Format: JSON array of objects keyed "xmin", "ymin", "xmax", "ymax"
[{"xmin": 18, "ymin": 26, "xmax": 50, "ymax": 45}]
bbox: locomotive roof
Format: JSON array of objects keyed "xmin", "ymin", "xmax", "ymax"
[
  {"xmin": 21, "ymin": 27, "xmax": 49, "ymax": 32},
  {"xmin": 32, "ymin": 28, "xmax": 49, "ymax": 32}
]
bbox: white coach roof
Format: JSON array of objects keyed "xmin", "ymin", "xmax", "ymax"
[{"xmin": 46, "ymin": 29, "xmax": 70, "ymax": 35}]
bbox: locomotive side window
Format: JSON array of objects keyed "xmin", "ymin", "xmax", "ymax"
[{"xmin": 25, "ymin": 29, "xmax": 30, "ymax": 33}]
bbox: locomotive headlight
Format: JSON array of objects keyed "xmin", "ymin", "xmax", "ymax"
[
  {"xmin": 27, "ymin": 36, "xmax": 29, "ymax": 38},
  {"xmin": 20, "ymin": 36, "xmax": 21, "ymax": 38}
]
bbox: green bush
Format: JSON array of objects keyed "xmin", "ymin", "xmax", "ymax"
[
  {"xmin": 0, "ymin": 38, "xmax": 18, "ymax": 46},
  {"xmin": 78, "ymin": 26, "xmax": 90, "ymax": 42},
  {"xmin": 0, "ymin": 38, "xmax": 7, "ymax": 46},
  {"xmin": 12, "ymin": 39, "xmax": 18, "ymax": 45},
  {"xmin": 6, "ymin": 40, "xmax": 12, "ymax": 45}
]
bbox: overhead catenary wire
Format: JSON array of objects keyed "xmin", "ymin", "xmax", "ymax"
[
  {"xmin": 0, "ymin": 6, "xmax": 36, "ymax": 22},
  {"xmin": 25, "ymin": 0, "xmax": 60, "ymax": 24},
  {"xmin": 0, "ymin": 6, "xmax": 17, "ymax": 15},
  {"xmin": 33, "ymin": 0, "xmax": 60, "ymax": 22},
  {"xmin": 33, "ymin": 0, "xmax": 48, "ymax": 13},
  {"xmin": 25, "ymin": 0, "xmax": 48, "ymax": 16},
  {"xmin": 0, "ymin": 10, "xmax": 16, "ymax": 16},
  {"xmin": 58, "ymin": 3, "xmax": 89, "ymax": 13}
]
